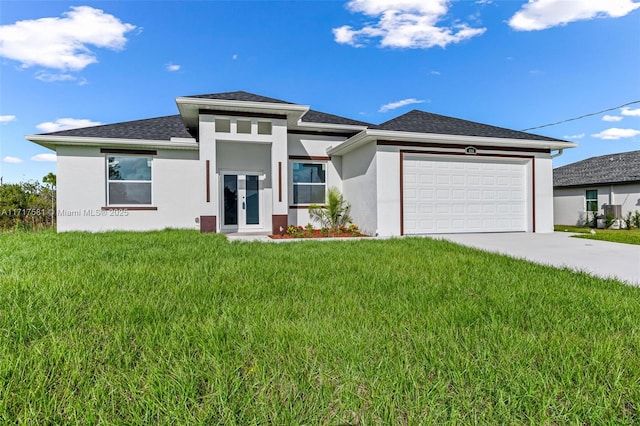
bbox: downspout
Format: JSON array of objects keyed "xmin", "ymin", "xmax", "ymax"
[{"xmin": 551, "ymin": 149, "xmax": 564, "ymax": 158}]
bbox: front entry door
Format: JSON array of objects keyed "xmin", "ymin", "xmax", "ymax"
[{"xmin": 222, "ymin": 173, "xmax": 261, "ymax": 231}]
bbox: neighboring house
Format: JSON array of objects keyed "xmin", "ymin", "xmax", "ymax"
[
  {"xmin": 26, "ymin": 91, "xmax": 576, "ymax": 235},
  {"xmin": 553, "ymin": 150, "xmax": 640, "ymax": 226}
]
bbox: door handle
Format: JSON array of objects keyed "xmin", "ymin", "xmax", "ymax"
[{"xmin": 242, "ymin": 201, "xmax": 246, "ymax": 210}]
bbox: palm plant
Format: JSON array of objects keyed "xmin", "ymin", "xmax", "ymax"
[{"xmin": 308, "ymin": 187, "xmax": 353, "ymax": 231}]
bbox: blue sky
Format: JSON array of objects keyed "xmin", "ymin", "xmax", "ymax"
[{"xmin": 1, "ymin": 0, "xmax": 639, "ymax": 184}]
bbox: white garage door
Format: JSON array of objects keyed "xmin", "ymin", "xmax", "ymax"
[{"xmin": 403, "ymin": 155, "xmax": 529, "ymax": 234}]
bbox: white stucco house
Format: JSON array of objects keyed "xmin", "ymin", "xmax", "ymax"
[
  {"xmin": 553, "ymin": 150, "xmax": 640, "ymax": 226},
  {"xmin": 26, "ymin": 91, "xmax": 576, "ymax": 236}
]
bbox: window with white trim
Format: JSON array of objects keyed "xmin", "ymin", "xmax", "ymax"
[
  {"xmin": 107, "ymin": 156, "xmax": 152, "ymax": 205},
  {"xmin": 292, "ymin": 162, "xmax": 326, "ymax": 205}
]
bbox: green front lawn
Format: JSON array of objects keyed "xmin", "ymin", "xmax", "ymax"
[
  {"xmin": 555, "ymin": 225, "xmax": 640, "ymax": 245},
  {"xmin": 1, "ymin": 230, "xmax": 639, "ymax": 424}
]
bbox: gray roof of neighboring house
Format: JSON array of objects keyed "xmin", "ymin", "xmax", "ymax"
[
  {"xmin": 301, "ymin": 109, "xmax": 371, "ymax": 127},
  {"xmin": 553, "ymin": 150, "xmax": 640, "ymax": 188},
  {"xmin": 40, "ymin": 115, "xmax": 194, "ymax": 140},
  {"xmin": 183, "ymin": 90, "xmax": 294, "ymax": 104},
  {"xmin": 373, "ymin": 109, "xmax": 565, "ymax": 142}
]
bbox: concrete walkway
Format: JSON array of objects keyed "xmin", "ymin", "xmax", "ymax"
[{"xmin": 430, "ymin": 232, "xmax": 640, "ymax": 286}]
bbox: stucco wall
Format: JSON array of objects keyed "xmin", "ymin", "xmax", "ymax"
[
  {"xmin": 533, "ymin": 155, "xmax": 554, "ymax": 233},
  {"xmin": 56, "ymin": 145, "xmax": 200, "ymax": 232},
  {"xmin": 554, "ymin": 183, "xmax": 640, "ymax": 226},
  {"xmin": 376, "ymin": 147, "xmax": 401, "ymax": 236},
  {"xmin": 341, "ymin": 141, "xmax": 378, "ymax": 235},
  {"xmin": 287, "ymin": 133, "xmax": 347, "ymax": 157}
]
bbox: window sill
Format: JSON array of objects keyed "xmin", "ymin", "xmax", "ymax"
[
  {"xmin": 102, "ymin": 206, "xmax": 158, "ymax": 211},
  {"xmin": 289, "ymin": 205, "xmax": 326, "ymax": 209}
]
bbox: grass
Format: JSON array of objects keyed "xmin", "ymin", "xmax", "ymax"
[
  {"xmin": 1, "ymin": 230, "xmax": 640, "ymax": 424},
  {"xmin": 554, "ymin": 225, "xmax": 640, "ymax": 246}
]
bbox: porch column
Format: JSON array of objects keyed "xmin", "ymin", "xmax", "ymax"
[
  {"xmin": 199, "ymin": 114, "xmax": 218, "ymax": 232},
  {"xmin": 271, "ymin": 119, "xmax": 288, "ymax": 235}
]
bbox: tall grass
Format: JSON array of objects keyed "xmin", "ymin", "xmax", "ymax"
[{"xmin": 1, "ymin": 230, "xmax": 639, "ymax": 424}]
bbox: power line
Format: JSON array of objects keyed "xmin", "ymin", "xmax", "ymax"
[{"xmin": 520, "ymin": 100, "xmax": 640, "ymax": 132}]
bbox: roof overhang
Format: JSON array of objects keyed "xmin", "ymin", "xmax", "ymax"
[
  {"xmin": 25, "ymin": 135, "xmax": 199, "ymax": 151},
  {"xmin": 175, "ymin": 97, "xmax": 310, "ymax": 131},
  {"xmin": 554, "ymin": 180, "xmax": 640, "ymax": 189},
  {"xmin": 327, "ymin": 129, "xmax": 578, "ymax": 156},
  {"xmin": 290, "ymin": 121, "xmax": 369, "ymax": 134}
]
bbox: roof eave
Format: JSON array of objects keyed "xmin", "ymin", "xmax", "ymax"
[
  {"xmin": 175, "ymin": 96, "xmax": 309, "ymax": 113},
  {"xmin": 25, "ymin": 135, "xmax": 199, "ymax": 151},
  {"xmin": 293, "ymin": 121, "xmax": 369, "ymax": 133},
  {"xmin": 175, "ymin": 97, "xmax": 310, "ymax": 130},
  {"xmin": 327, "ymin": 129, "xmax": 577, "ymax": 156},
  {"xmin": 554, "ymin": 179, "xmax": 640, "ymax": 189}
]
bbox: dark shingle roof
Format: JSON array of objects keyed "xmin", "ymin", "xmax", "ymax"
[
  {"xmin": 41, "ymin": 115, "xmax": 192, "ymax": 141},
  {"xmin": 554, "ymin": 150, "xmax": 640, "ymax": 187},
  {"xmin": 183, "ymin": 90, "xmax": 293, "ymax": 104},
  {"xmin": 373, "ymin": 110, "xmax": 565, "ymax": 142},
  {"xmin": 301, "ymin": 109, "xmax": 371, "ymax": 127}
]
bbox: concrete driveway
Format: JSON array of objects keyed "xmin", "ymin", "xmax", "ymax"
[{"xmin": 430, "ymin": 232, "xmax": 640, "ymax": 286}]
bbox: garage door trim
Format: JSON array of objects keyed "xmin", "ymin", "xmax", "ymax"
[{"xmin": 400, "ymin": 150, "xmax": 536, "ymax": 235}]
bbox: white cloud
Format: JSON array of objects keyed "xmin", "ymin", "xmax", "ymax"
[
  {"xmin": 232, "ymin": 54, "xmax": 238, "ymax": 60},
  {"xmin": 2, "ymin": 156, "xmax": 23, "ymax": 164},
  {"xmin": 31, "ymin": 153, "xmax": 57, "ymax": 162},
  {"xmin": 621, "ymin": 107, "xmax": 640, "ymax": 117},
  {"xmin": 0, "ymin": 6, "xmax": 136, "ymax": 71},
  {"xmin": 0, "ymin": 115, "xmax": 16, "ymax": 124},
  {"xmin": 602, "ymin": 115, "xmax": 623, "ymax": 122},
  {"xmin": 509, "ymin": 0, "xmax": 640, "ymax": 31},
  {"xmin": 34, "ymin": 71, "xmax": 77, "ymax": 82},
  {"xmin": 333, "ymin": 0, "xmax": 486, "ymax": 49},
  {"xmin": 592, "ymin": 128, "xmax": 640, "ymax": 140},
  {"xmin": 36, "ymin": 118, "xmax": 102, "ymax": 133},
  {"xmin": 563, "ymin": 133, "xmax": 585, "ymax": 139},
  {"xmin": 379, "ymin": 98, "xmax": 426, "ymax": 113},
  {"xmin": 166, "ymin": 63, "xmax": 180, "ymax": 72}
]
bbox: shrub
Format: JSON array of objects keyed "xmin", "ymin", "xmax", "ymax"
[
  {"xmin": 286, "ymin": 225, "xmax": 304, "ymax": 238},
  {"xmin": 308, "ymin": 187, "xmax": 353, "ymax": 231},
  {"xmin": 634, "ymin": 210, "xmax": 640, "ymax": 229},
  {"xmin": 590, "ymin": 211, "xmax": 599, "ymax": 228},
  {"xmin": 347, "ymin": 224, "xmax": 360, "ymax": 236},
  {"xmin": 623, "ymin": 211, "xmax": 633, "ymax": 230},
  {"xmin": 305, "ymin": 223, "xmax": 314, "ymax": 236},
  {"xmin": 604, "ymin": 213, "xmax": 616, "ymax": 229}
]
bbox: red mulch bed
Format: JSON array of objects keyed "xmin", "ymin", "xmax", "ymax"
[{"xmin": 269, "ymin": 229, "xmax": 368, "ymax": 239}]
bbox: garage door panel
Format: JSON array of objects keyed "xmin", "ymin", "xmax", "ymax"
[
  {"xmin": 404, "ymin": 156, "xmax": 528, "ymax": 234},
  {"xmin": 419, "ymin": 175, "xmax": 434, "ymax": 185}
]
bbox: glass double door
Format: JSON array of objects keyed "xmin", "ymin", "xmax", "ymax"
[{"xmin": 222, "ymin": 173, "xmax": 261, "ymax": 230}]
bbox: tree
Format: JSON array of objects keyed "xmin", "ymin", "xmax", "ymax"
[
  {"xmin": 42, "ymin": 173, "xmax": 57, "ymax": 226},
  {"xmin": 308, "ymin": 187, "xmax": 353, "ymax": 231},
  {"xmin": 43, "ymin": 172, "xmax": 56, "ymax": 188},
  {"xmin": 0, "ymin": 176, "xmax": 57, "ymax": 231}
]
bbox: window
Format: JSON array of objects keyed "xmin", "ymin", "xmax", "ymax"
[
  {"xmin": 215, "ymin": 118, "xmax": 231, "ymax": 133},
  {"xmin": 237, "ymin": 120, "xmax": 251, "ymax": 134},
  {"xmin": 257, "ymin": 121, "xmax": 272, "ymax": 135},
  {"xmin": 292, "ymin": 162, "xmax": 326, "ymax": 204},
  {"xmin": 107, "ymin": 156, "xmax": 152, "ymax": 205},
  {"xmin": 586, "ymin": 189, "xmax": 598, "ymax": 212}
]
